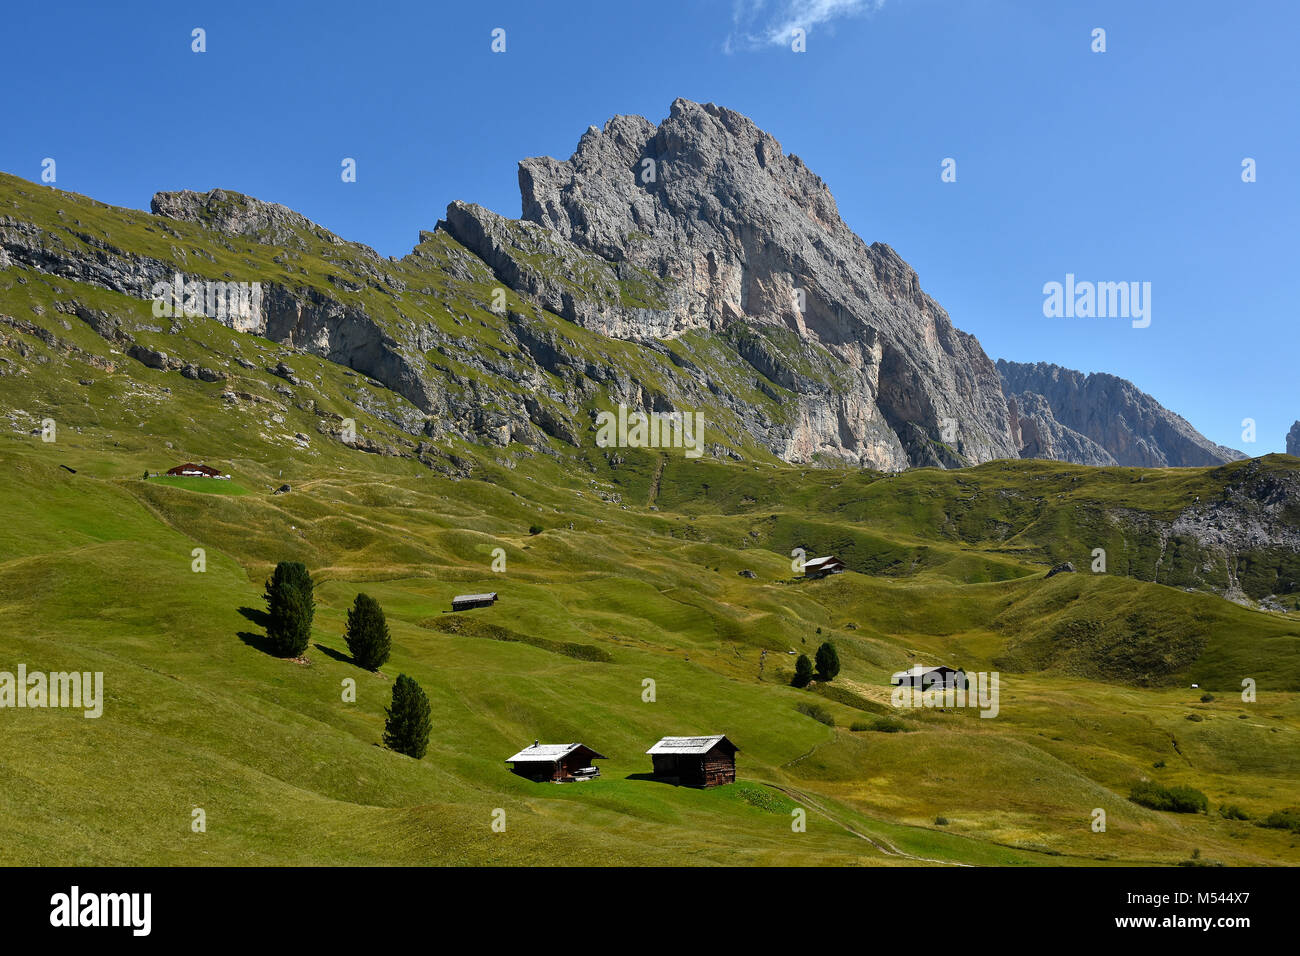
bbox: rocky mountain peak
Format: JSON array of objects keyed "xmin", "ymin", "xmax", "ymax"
[
  {"xmin": 448, "ymin": 99, "xmax": 1020, "ymax": 469},
  {"xmin": 151, "ymin": 187, "xmax": 371, "ymax": 257},
  {"xmin": 1287, "ymin": 421, "xmax": 1300, "ymax": 457}
]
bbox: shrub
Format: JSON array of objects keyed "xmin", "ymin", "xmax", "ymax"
[
  {"xmin": 1129, "ymin": 780, "xmax": 1208, "ymax": 814},
  {"xmin": 1185, "ymin": 713, "xmax": 1203, "ymax": 722},
  {"xmin": 935, "ymin": 816, "xmax": 950, "ymax": 826},
  {"xmin": 1200, "ymin": 693, "xmax": 1215, "ymax": 703},
  {"xmin": 792, "ymin": 653, "xmax": 814, "ymax": 688},
  {"xmin": 1218, "ymin": 803, "xmax": 1249, "ymax": 821},
  {"xmin": 814, "ymin": 641, "xmax": 840, "ymax": 681},
  {"xmin": 264, "ymin": 561, "xmax": 315, "ymax": 657},
  {"xmin": 528, "ymin": 525, "xmax": 543, "ymax": 535},
  {"xmin": 795, "ymin": 702, "xmax": 834, "ymax": 727},
  {"xmin": 344, "ymin": 593, "xmax": 391, "ymax": 671},
  {"xmin": 857, "ymin": 716, "xmax": 909, "ymax": 733},
  {"xmin": 1258, "ymin": 807, "xmax": 1300, "ymax": 833},
  {"xmin": 383, "ymin": 674, "xmax": 432, "ymax": 759}
]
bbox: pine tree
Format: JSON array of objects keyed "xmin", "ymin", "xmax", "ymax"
[
  {"xmin": 792, "ymin": 653, "xmax": 815, "ymax": 688},
  {"xmin": 264, "ymin": 561, "xmax": 315, "ymax": 657},
  {"xmin": 384, "ymin": 674, "xmax": 432, "ymax": 759},
  {"xmin": 815, "ymin": 641, "xmax": 841, "ymax": 681},
  {"xmin": 345, "ymin": 593, "xmax": 391, "ymax": 671}
]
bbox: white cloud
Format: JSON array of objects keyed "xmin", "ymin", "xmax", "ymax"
[{"xmin": 725, "ymin": 0, "xmax": 886, "ymax": 53}]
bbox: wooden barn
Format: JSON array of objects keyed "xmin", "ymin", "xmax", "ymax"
[
  {"xmin": 451, "ymin": 592, "xmax": 497, "ymax": 612},
  {"xmin": 891, "ymin": 665, "xmax": 966, "ymax": 689},
  {"xmin": 802, "ymin": 555, "xmax": 846, "ymax": 579},
  {"xmin": 165, "ymin": 462, "xmax": 229, "ymax": 479},
  {"xmin": 505, "ymin": 741, "xmax": 606, "ymax": 782},
  {"xmin": 646, "ymin": 735, "xmax": 738, "ymax": 788}
]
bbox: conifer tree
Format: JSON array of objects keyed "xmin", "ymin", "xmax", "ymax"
[
  {"xmin": 792, "ymin": 653, "xmax": 815, "ymax": 688},
  {"xmin": 384, "ymin": 674, "xmax": 432, "ymax": 759},
  {"xmin": 345, "ymin": 593, "xmax": 391, "ymax": 671},
  {"xmin": 264, "ymin": 561, "xmax": 315, "ymax": 657}
]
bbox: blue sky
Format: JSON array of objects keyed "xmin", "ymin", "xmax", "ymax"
[{"xmin": 3, "ymin": 0, "xmax": 1296, "ymax": 451}]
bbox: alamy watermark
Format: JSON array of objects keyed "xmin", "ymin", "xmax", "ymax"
[
  {"xmin": 595, "ymin": 404, "xmax": 704, "ymax": 458},
  {"xmin": 147, "ymin": 273, "xmax": 262, "ymax": 329},
  {"xmin": 1, "ymin": 664, "xmax": 103, "ymax": 718},
  {"xmin": 891, "ymin": 670, "xmax": 1000, "ymax": 718},
  {"xmin": 1043, "ymin": 274, "xmax": 1150, "ymax": 328}
]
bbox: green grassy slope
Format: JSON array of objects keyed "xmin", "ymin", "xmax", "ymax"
[{"xmin": 1, "ymin": 174, "xmax": 1298, "ymax": 867}]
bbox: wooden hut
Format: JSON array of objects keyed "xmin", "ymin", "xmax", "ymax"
[
  {"xmin": 890, "ymin": 665, "xmax": 966, "ymax": 689},
  {"xmin": 802, "ymin": 555, "xmax": 846, "ymax": 579},
  {"xmin": 646, "ymin": 735, "xmax": 738, "ymax": 788},
  {"xmin": 452, "ymin": 592, "xmax": 497, "ymax": 612},
  {"xmin": 505, "ymin": 741, "xmax": 606, "ymax": 782},
  {"xmin": 165, "ymin": 462, "xmax": 229, "ymax": 479}
]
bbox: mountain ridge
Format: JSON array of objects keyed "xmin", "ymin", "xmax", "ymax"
[{"xmin": 1, "ymin": 99, "xmax": 1240, "ymax": 471}]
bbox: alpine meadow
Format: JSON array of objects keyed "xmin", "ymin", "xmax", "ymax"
[{"xmin": 1, "ymin": 2, "xmax": 1297, "ymax": 900}]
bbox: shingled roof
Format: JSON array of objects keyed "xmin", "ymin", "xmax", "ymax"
[
  {"xmin": 505, "ymin": 742, "xmax": 605, "ymax": 763},
  {"xmin": 645, "ymin": 735, "xmax": 736, "ymax": 755}
]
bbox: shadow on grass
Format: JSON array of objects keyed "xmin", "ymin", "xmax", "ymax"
[
  {"xmin": 237, "ymin": 630, "xmax": 279, "ymax": 655},
  {"xmin": 624, "ymin": 773, "xmax": 681, "ymax": 788},
  {"xmin": 237, "ymin": 606, "xmax": 270, "ymax": 628},
  {"xmin": 313, "ymin": 643, "xmax": 355, "ymax": 666}
]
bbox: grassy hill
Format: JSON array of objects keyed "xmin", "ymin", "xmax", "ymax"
[{"xmin": 1, "ymin": 175, "xmax": 1298, "ymax": 866}]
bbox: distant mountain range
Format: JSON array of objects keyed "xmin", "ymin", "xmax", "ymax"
[{"xmin": 0, "ymin": 99, "xmax": 1249, "ymax": 470}]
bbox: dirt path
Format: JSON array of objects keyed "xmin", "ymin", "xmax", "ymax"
[
  {"xmin": 761, "ymin": 781, "xmax": 975, "ymax": 866},
  {"xmin": 646, "ymin": 454, "xmax": 666, "ymax": 508}
]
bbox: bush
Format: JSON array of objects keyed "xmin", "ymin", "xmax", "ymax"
[
  {"xmin": 1218, "ymin": 803, "xmax": 1249, "ymax": 821},
  {"xmin": 935, "ymin": 816, "xmax": 950, "ymax": 826},
  {"xmin": 1200, "ymin": 693, "xmax": 1215, "ymax": 702},
  {"xmin": 1258, "ymin": 807, "xmax": 1300, "ymax": 833},
  {"xmin": 264, "ymin": 561, "xmax": 315, "ymax": 657},
  {"xmin": 814, "ymin": 641, "xmax": 840, "ymax": 681},
  {"xmin": 344, "ymin": 593, "xmax": 391, "ymax": 671},
  {"xmin": 1129, "ymin": 780, "xmax": 1208, "ymax": 814},
  {"xmin": 383, "ymin": 674, "xmax": 432, "ymax": 759},
  {"xmin": 1185, "ymin": 713, "xmax": 1203, "ymax": 722},
  {"xmin": 792, "ymin": 653, "xmax": 814, "ymax": 688},
  {"xmin": 528, "ymin": 525, "xmax": 543, "ymax": 535},
  {"xmin": 851, "ymin": 716, "xmax": 909, "ymax": 733},
  {"xmin": 795, "ymin": 702, "xmax": 834, "ymax": 727}
]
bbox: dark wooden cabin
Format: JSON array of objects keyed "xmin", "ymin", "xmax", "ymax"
[
  {"xmin": 645, "ymin": 735, "xmax": 738, "ymax": 788},
  {"xmin": 890, "ymin": 665, "xmax": 966, "ymax": 689},
  {"xmin": 802, "ymin": 555, "xmax": 846, "ymax": 579},
  {"xmin": 165, "ymin": 462, "xmax": 228, "ymax": 479},
  {"xmin": 506, "ymin": 741, "xmax": 606, "ymax": 782},
  {"xmin": 452, "ymin": 592, "xmax": 497, "ymax": 612}
]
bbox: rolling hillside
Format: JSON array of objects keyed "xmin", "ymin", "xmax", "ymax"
[{"xmin": 1, "ymin": 167, "xmax": 1298, "ymax": 868}]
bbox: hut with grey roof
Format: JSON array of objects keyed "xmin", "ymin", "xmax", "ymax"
[
  {"xmin": 646, "ymin": 735, "xmax": 738, "ymax": 788},
  {"xmin": 451, "ymin": 591, "xmax": 497, "ymax": 612},
  {"xmin": 506, "ymin": 741, "xmax": 606, "ymax": 782}
]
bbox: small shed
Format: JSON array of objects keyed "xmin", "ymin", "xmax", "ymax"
[
  {"xmin": 891, "ymin": 665, "xmax": 966, "ymax": 689},
  {"xmin": 646, "ymin": 735, "xmax": 738, "ymax": 788},
  {"xmin": 802, "ymin": 555, "xmax": 846, "ymax": 579},
  {"xmin": 452, "ymin": 592, "xmax": 497, "ymax": 612},
  {"xmin": 506, "ymin": 741, "xmax": 606, "ymax": 782},
  {"xmin": 166, "ymin": 462, "xmax": 229, "ymax": 479}
]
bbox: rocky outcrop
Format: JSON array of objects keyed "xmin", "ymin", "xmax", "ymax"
[
  {"xmin": 998, "ymin": 360, "xmax": 1244, "ymax": 467},
  {"xmin": 1287, "ymin": 421, "xmax": 1299, "ymax": 456},
  {"xmin": 1006, "ymin": 390, "xmax": 1116, "ymax": 467},
  {"xmin": 447, "ymin": 98, "xmax": 1019, "ymax": 470}
]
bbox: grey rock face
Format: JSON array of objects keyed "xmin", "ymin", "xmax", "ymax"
[
  {"xmin": 1287, "ymin": 421, "xmax": 1300, "ymax": 456},
  {"xmin": 452, "ymin": 98, "xmax": 1019, "ymax": 470},
  {"xmin": 997, "ymin": 360, "xmax": 1244, "ymax": 467},
  {"xmin": 1006, "ymin": 390, "xmax": 1116, "ymax": 467}
]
